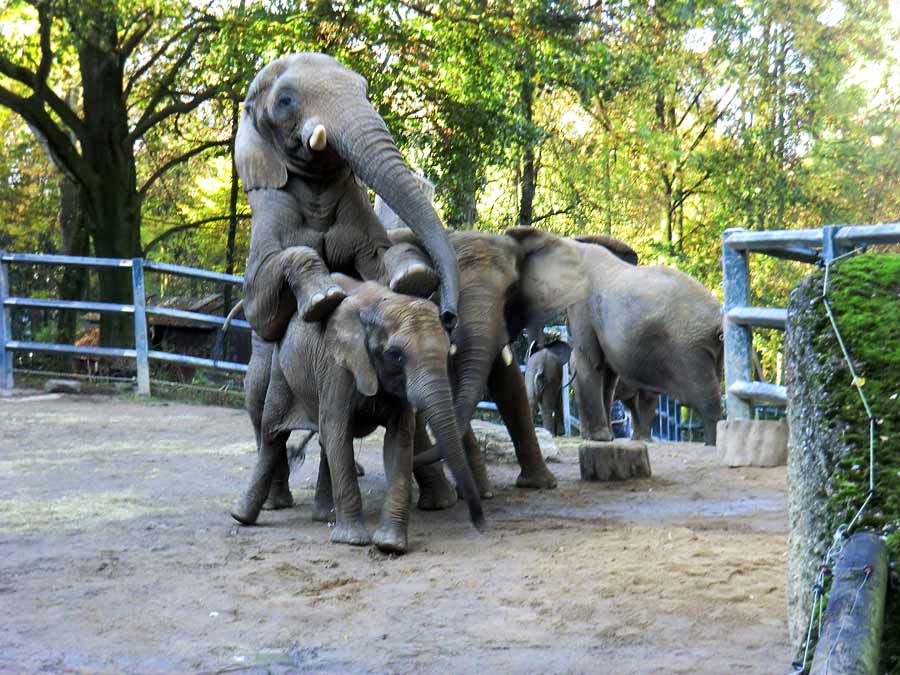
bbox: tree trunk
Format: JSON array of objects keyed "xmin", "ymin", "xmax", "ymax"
[
  {"xmin": 223, "ymin": 100, "xmax": 240, "ymax": 316},
  {"xmin": 517, "ymin": 49, "xmax": 536, "ymax": 227},
  {"xmin": 56, "ymin": 175, "xmax": 90, "ymax": 345},
  {"xmin": 79, "ymin": 33, "xmax": 141, "ymax": 348}
]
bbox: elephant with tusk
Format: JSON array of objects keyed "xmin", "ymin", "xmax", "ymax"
[
  {"xmin": 234, "ymin": 274, "xmax": 484, "ymax": 554},
  {"xmin": 235, "ymin": 53, "xmax": 460, "ymax": 342}
]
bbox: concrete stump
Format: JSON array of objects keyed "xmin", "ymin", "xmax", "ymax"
[
  {"xmin": 716, "ymin": 419, "xmax": 788, "ymax": 467},
  {"xmin": 44, "ymin": 379, "xmax": 81, "ymax": 394},
  {"xmin": 579, "ymin": 440, "xmax": 651, "ymax": 481}
]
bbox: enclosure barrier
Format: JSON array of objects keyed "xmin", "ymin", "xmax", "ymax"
[
  {"xmin": 0, "ymin": 252, "xmax": 251, "ymax": 396},
  {"xmin": 721, "ymin": 223, "xmax": 900, "ymax": 421}
]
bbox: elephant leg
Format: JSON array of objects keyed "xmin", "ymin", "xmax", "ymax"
[
  {"xmin": 463, "ymin": 424, "xmax": 493, "ymax": 499},
  {"xmin": 231, "ymin": 428, "xmax": 288, "ymax": 525},
  {"xmin": 319, "ymin": 418, "xmax": 372, "ymax": 546},
  {"xmin": 413, "ymin": 419, "xmax": 458, "ymax": 511},
  {"xmin": 488, "ymin": 354, "xmax": 557, "ymax": 490},
  {"xmin": 262, "ymin": 448, "xmax": 294, "ymax": 510},
  {"xmin": 243, "ymin": 246, "xmax": 346, "ymax": 341},
  {"xmin": 374, "ymin": 407, "xmax": 415, "ymax": 553},
  {"xmin": 635, "ymin": 392, "xmax": 658, "ymax": 441},
  {"xmin": 313, "ymin": 446, "xmax": 335, "ymax": 522},
  {"xmin": 571, "ymin": 349, "xmax": 614, "ymax": 441},
  {"xmin": 552, "ymin": 391, "xmax": 565, "ymax": 437},
  {"xmin": 383, "ymin": 242, "xmax": 439, "ymax": 298},
  {"xmin": 538, "ymin": 394, "xmax": 555, "ymax": 435}
]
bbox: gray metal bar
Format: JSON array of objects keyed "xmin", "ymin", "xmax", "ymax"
[
  {"xmin": 557, "ymin": 324, "xmax": 573, "ymax": 437},
  {"xmin": 0, "ymin": 256, "xmax": 12, "ymax": 390},
  {"xmin": 4, "ymin": 297, "xmax": 134, "ymax": 314},
  {"xmin": 810, "ymin": 532, "xmax": 888, "ymax": 675},
  {"xmin": 148, "ymin": 350, "xmax": 248, "ymax": 373},
  {"xmin": 728, "ymin": 380, "xmax": 788, "ymax": 404},
  {"xmin": 146, "ymin": 306, "xmax": 251, "ymax": 330},
  {"xmin": 142, "ymin": 260, "xmax": 244, "ymax": 286},
  {"xmin": 758, "ymin": 246, "xmax": 821, "ymax": 264},
  {"xmin": 834, "ymin": 222, "xmax": 900, "ymax": 247},
  {"xmin": 132, "ymin": 259, "xmax": 151, "ymax": 396},
  {"xmin": 722, "ymin": 228, "xmax": 753, "ymax": 419},
  {"xmin": 723, "ymin": 228, "xmax": 824, "ymax": 251},
  {"xmin": 726, "ymin": 306, "xmax": 787, "ymax": 329},
  {"xmin": 0, "ymin": 252, "xmax": 132, "ymax": 269},
  {"xmin": 822, "ymin": 225, "xmax": 838, "ymax": 263},
  {"xmin": 5, "ymin": 340, "xmax": 137, "ymax": 359}
]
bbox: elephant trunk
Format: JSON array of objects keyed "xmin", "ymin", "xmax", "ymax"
[
  {"xmin": 327, "ymin": 98, "xmax": 459, "ymax": 332},
  {"xmin": 450, "ymin": 312, "xmax": 504, "ymax": 428},
  {"xmin": 409, "ymin": 371, "xmax": 485, "ymax": 531}
]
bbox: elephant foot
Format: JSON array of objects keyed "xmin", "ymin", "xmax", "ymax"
[
  {"xmin": 262, "ymin": 481, "xmax": 294, "ymax": 511},
  {"xmin": 230, "ymin": 495, "xmax": 263, "ymax": 526},
  {"xmin": 390, "ymin": 263, "xmax": 438, "ymax": 298},
  {"xmin": 301, "ymin": 286, "xmax": 347, "ymax": 323},
  {"xmin": 415, "ymin": 464, "xmax": 458, "ymax": 511},
  {"xmin": 312, "ymin": 500, "xmax": 335, "ymax": 523},
  {"xmin": 515, "ymin": 465, "xmax": 558, "ymax": 490},
  {"xmin": 330, "ymin": 520, "xmax": 371, "ymax": 546},
  {"xmin": 373, "ymin": 524, "xmax": 408, "ymax": 554}
]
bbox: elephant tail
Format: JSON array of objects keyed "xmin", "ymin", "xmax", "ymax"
[
  {"xmin": 574, "ymin": 234, "xmax": 638, "ymax": 265},
  {"xmin": 212, "ymin": 300, "xmax": 244, "ymax": 362}
]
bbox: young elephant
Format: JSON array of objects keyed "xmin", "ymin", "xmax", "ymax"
[
  {"xmin": 232, "ymin": 276, "xmax": 484, "ymax": 553},
  {"xmin": 236, "ymin": 53, "xmax": 459, "ymax": 341},
  {"xmin": 524, "ymin": 338, "xmax": 572, "ymax": 436},
  {"xmin": 568, "ymin": 235, "xmax": 724, "ymax": 445}
]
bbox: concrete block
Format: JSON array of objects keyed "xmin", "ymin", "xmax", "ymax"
[
  {"xmin": 716, "ymin": 418, "xmax": 788, "ymax": 467},
  {"xmin": 579, "ymin": 440, "xmax": 651, "ymax": 481}
]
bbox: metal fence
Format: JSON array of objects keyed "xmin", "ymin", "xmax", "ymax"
[
  {"xmin": 0, "ymin": 252, "xmax": 250, "ymax": 395},
  {"xmin": 721, "ymin": 223, "xmax": 900, "ymax": 421}
]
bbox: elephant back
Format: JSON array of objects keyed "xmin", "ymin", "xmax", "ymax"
[{"xmin": 574, "ymin": 234, "xmax": 638, "ymax": 265}]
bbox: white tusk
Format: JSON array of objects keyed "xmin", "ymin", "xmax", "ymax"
[
  {"xmin": 449, "ymin": 343, "xmax": 458, "ymax": 356},
  {"xmin": 501, "ymin": 344, "xmax": 513, "ymax": 366},
  {"xmin": 309, "ymin": 124, "xmax": 327, "ymax": 151}
]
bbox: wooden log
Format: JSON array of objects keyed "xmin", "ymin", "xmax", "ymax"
[
  {"xmin": 579, "ymin": 440, "xmax": 651, "ymax": 481},
  {"xmin": 810, "ymin": 532, "xmax": 888, "ymax": 675}
]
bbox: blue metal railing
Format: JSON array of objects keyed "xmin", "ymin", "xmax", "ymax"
[{"xmin": 0, "ymin": 251, "xmax": 250, "ymax": 395}]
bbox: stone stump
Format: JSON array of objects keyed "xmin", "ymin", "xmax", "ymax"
[
  {"xmin": 579, "ymin": 440, "xmax": 651, "ymax": 481},
  {"xmin": 716, "ymin": 418, "xmax": 788, "ymax": 467}
]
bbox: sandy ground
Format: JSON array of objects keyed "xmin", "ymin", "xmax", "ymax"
[{"xmin": 0, "ymin": 392, "xmax": 792, "ymax": 674}]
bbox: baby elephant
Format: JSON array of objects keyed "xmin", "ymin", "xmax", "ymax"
[
  {"xmin": 524, "ymin": 338, "xmax": 572, "ymax": 436},
  {"xmin": 232, "ymin": 275, "xmax": 484, "ymax": 553}
]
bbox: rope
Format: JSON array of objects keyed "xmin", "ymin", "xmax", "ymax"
[{"xmin": 789, "ymin": 247, "xmax": 881, "ymax": 674}]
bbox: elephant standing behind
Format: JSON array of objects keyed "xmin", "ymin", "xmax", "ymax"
[
  {"xmin": 568, "ymin": 235, "xmax": 723, "ymax": 445},
  {"xmin": 524, "ymin": 339, "xmax": 572, "ymax": 436},
  {"xmin": 390, "ymin": 227, "xmax": 591, "ymax": 504},
  {"xmin": 235, "ymin": 53, "xmax": 459, "ymax": 342},
  {"xmin": 233, "ymin": 275, "xmax": 483, "ymax": 553}
]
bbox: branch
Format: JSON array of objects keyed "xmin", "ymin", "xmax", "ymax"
[
  {"xmin": 124, "ymin": 16, "xmax": 207, "ymax": 99},
  {"xmin": 0, "ymin": 84, "xmax": 93, "ymax": 190},
  {"xmin": 34, "ymin": 4, "xmax": 52, "ymax": 85},
  {"xmin": 129, "ymin": 81, "xmax": 235, "ymax": 142},
  {"xmin": 138, "ymin": 139, "xmax": 230, "ymax": 198},
  {"xmin": 142, "ymin": 214, "xmax": 250, "ymax": 254},
  {"xmin": 531, "ymin": 205, "xmax": 576, "ymax": 225}
]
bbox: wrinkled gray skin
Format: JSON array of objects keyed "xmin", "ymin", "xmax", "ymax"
[
  {"xmin": 568, "ymin": 235, "xmax": 724, "ymax": 445},
  {"xmin": 235, "ymin": 53, "xmax": 459, "ymax": 342},
  {"xmin": 524, "ymin": 340, "xmax": 572, "ymax": 436},
  {"xmin": 390, "ymin": 227, "xmax": 591, "ymax": 507},
  {"xmin": 233, "ymin": 275, "xmax": 483, "ymax": 553}
]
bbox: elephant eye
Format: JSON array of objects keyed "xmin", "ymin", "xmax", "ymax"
[{"xmin": 384, "ymin": 346, "xmax": 405, "ymax": 368}]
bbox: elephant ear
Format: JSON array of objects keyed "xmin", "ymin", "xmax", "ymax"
[
  {"xmin": 325, "ymin": 298, "xmax": 379, "ymax": 397},
  {"xmin": 505, "ymin": 227, "xmax": 590, "ymax": 324},
  {"xmin": 574, "ymin": 234, "xmax": 638, "ymax": 265},
  {"xmin": 234, "ymin": 57, "xmax": 294, "ymax": 191}
]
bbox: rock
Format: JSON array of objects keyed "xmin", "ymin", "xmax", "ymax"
[
  {"xmin": 469, "ymin": 419, "xmax": 559, "ymax": 463},
  {"xmin": 579, "ymin": 440, "xmax": 651, "ymax": 481},
  {"xmin": 716, "ymin": 419, "xmax": 788, "ymax": 467},
  {"xmin": 43, "ymin": 379, "xmax": 81, "ymax": 394}
]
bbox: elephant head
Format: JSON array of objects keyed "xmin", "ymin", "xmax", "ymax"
[
  {"xmin": 235, "ymin": 53, "xmax": 459, "ymax": 331},
  {"xmin": 326, "ymin": 275, "xmax": 484, "ymax": 529}
]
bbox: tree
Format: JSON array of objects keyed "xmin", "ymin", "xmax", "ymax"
[{"xmin": 0, "ymin": 0, "xmax": 239, "ymax": 345}]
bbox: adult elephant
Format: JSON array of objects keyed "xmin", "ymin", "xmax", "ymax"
[
  {"xmin": 568, "ymin": 235, "xmax": 723, "ymax": 445},
  {"xmin": 232, "ymin": 275, "xmax": 483, "ymax": 554},
  {"xmin": 524, "ymin": 338, "xmax": 572, "ymax": 436},
  {"xmin": 235, "ymin": 53, "xmax": 458, "ymax": 341},
  {"xmin": 390, "ymin": 227, "xmax": 591, "ymax": 505}
]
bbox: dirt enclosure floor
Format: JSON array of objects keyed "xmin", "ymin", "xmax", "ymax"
[{"xmin": 0, "ymin": 392, "xmax": 792, "ymax": 674}]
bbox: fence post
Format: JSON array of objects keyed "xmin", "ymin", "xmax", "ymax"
[
  {"xmin": 722, "ymin": 228, "xmax": 753, "ymax": 420},
  {"xmin": 0, "ymin": 254, "xmax": 12, "ymax": 391},
  {"xmin": 132, "ymin": 258, "xmax": 151, "ymax": 396},
  {"xmin": 559, "ymin": 324, "xmax": 573, "ymax": 436},
  {"xmin": 821, "ymin": 225, "xmax": 838, "ymax": 263}
]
